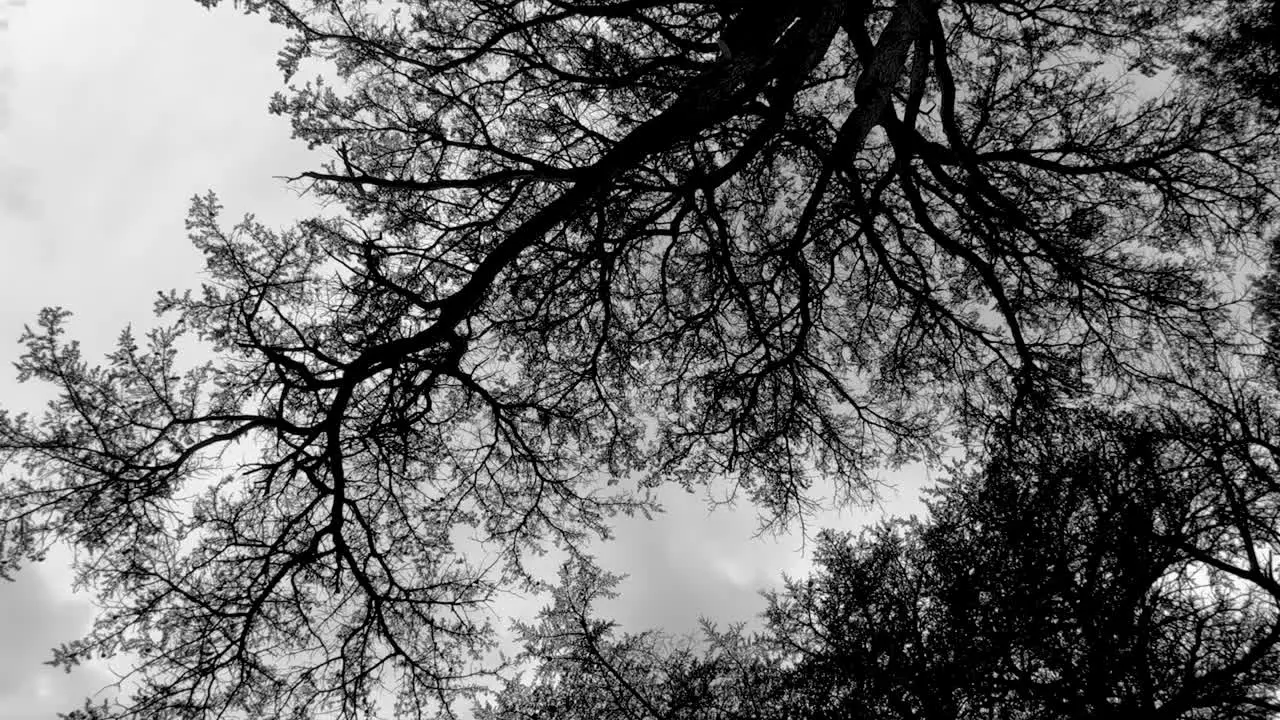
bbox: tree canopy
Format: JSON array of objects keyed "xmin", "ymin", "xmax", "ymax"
[
  {"xmin": 1183, "ymin": 0, "xmax": 1280, "ymax": 114},
  {"xmin": 1, "ymin": 1, "xmax": 1279, "ymax": 718},
  {"xmin": 484, "ymin": 401, "xmax": 1280, "ymax": 720}
]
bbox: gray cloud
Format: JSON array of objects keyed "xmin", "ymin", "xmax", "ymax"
[
  {"xmin": 0, "ymin": 164, "xmax": 37, "ymax": 219},
  {"xmin": 0, "ymin": 556, "xmax": 113, "ymax": 720},
  {"xmin": 595, "ymin": 470, "xmax": 928, "ymax": 638}
]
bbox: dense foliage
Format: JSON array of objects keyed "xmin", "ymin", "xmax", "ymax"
[
  {"xmin": 1, "ymin": 1, "xmax": 1278, "ymax": 718},
  {"xmin": 485, "ymin": 401, "xmax": 1280, "ymax": 720},
  {"xmin": 1184, "ymin": 0, "xmax": 1280, "ymax": 114}
]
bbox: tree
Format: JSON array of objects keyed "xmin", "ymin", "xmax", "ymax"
[
  {"xmin": 486, "ymin": 402, "xmax": 1280, "ymax": 720},
  {"xmin": 1181, "ymin": 0, "xmax": 1280, "ymax": 114},
  {"xmin": 767, "ymin": 399, "xmax": 1280, "ymax": 720},
  {"xmin": 1, "ymin": 1, "xmax": 1277, "ymax": 718},
  {"xmin": 474, "ymin": 555, "xmax": 774, "ymax": 720}
]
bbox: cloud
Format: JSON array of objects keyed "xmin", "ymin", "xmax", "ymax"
[
  {"xmin": 0, "ymin": 164, "xmax": 37, "ymax": 219},
  {"xmin": 594, "ymin": 489, "xmax": 823, "ymax": 636},
  {"xmin": 593, "ymin": 466, "xmax": 931, "ymax": 638},
  {"xmin": 0, "ymin": 554, "xmax": 114, "ymax": 720}
]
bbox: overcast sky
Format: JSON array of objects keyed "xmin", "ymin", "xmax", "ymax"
[{"xmin": 0, "ymin": 2, "xmax": 927, "ymax": 717}]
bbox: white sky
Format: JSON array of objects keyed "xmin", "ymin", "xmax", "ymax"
[{"xmin": 0, "ymin": 2, "xmax": 927, "ymax": 717}]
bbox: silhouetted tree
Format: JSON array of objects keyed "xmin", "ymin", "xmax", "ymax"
[
  {"xmin": 1, "ymin": 1, "xmax": 1277, "ymax": 718},
  {"xmin": 759, "ymin": 404, "xmax": 1280, "ymax": 720},
  {"xmin": 1182, "ymin": 0, "xmax": 1280, "ymax": 113},
  {"xmin": 474, "ymin": 555, "xmax": 774, "ymax": 720},
  {"xmin": 486, "ymin": 403, "xmax": 1280, "ymax": 720}
]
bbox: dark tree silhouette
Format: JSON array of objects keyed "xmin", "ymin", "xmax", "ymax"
[
  {"xmin": 484, "ymin": 402, "xmax": 1280, "ymax": 720},
  {"xmin": 758, "ymin": 404, "xmax": 1280, "ymax": 720},
  {"xmin": 1, "ymin": 1, "xmax": 1277, "ymax": 718},
  {"xmin": 1182, "ymin": 0, "xmax": 1280, "ymax": 114}
]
